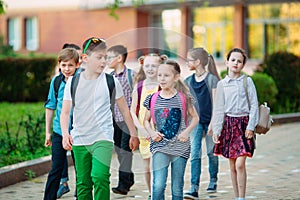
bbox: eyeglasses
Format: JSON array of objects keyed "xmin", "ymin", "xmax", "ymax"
[
  {"xmin": 106, "ymin": 55, "xmax": 118, "ymax": 60},
  {"xmin": 83, "ymin": 37, "xmax": 106, "ymax": 54},
  {"xmin": 186, "ymin": 58, "xmax": 196, "ymax": 63}
]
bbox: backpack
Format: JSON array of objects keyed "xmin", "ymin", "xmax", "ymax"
[
  {"xmin": 150, "ymin": 91, "xmax": 188, "ymax": 126},
  {"xmin": 70, "ymin": 71, "xmax": 116, "ymax": 111},
  {"xmin": 243, "ymin": 76, "xmax": 273, "ymax": 134},
  {"xmin": 53, "ymin": 73, "xmax": 65, "ymax": 100},
  {"xmin": 135, "ymin": 80, "xmax": 161, "ymax": 116}
]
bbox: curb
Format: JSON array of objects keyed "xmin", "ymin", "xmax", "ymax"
[
  {"xmin": 0, "ymin": 113, "xmax": 299, "ymax": 189},
  {"xmin": 0, "ymin": 152, "xmax": 73, "ymax": 189}
]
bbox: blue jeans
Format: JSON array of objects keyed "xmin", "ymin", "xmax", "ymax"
[
  {"xmin": 152, "ymin": 152, "xmax": 187, "ymax": 200},
  {"xmin": 44, "ymin": 132, "xmax": 67, "ymax": 200},
  {"xmin": 189, "ymin": 123, "xmax": 219, "ymax": 192}
]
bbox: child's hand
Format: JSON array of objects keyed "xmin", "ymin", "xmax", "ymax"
[
  {"xmin": 245, "ymin": 130, "xmax": 254, "ymax": 139},
  {"xmin": 212, "ymin": 134, "xmax": 220, "ymax": 144},
  {"xmin": 207, "ymin": 123, "xmax": 213, "ymax": 136},
  {"xmin": 151, "ymin": 132, "xmax": 163, "ymax": 142},
  {"xmin": 62, "ymin": 134, "xmax": 73, "ymax": 150},
  {"xmin": 177, "ymin": 131, "xmax": 189, "ymax": 142},
  {"xmin": 44, "ymin": 133, "xmax": 52, "ymax": 147},
  {"xmin": 129, "ymin": 136, "xmax": 140, "ymax": 151}
]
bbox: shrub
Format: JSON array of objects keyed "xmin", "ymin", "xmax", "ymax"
[
  {"xmin": 261, "ymin": 51, "xmax": 300, "ymax": 113},
  {"xmin": 251, "ymin": 72, "xmax": 278, "ymax": 110},
  {"xmin": 0, "ymin": 57, "xmax": 56, "ymax": 102}
]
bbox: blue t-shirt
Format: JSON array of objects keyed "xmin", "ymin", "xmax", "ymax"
[{"xmin": 44, "ymin": 76, "xmax": 66, "ymax": 135}]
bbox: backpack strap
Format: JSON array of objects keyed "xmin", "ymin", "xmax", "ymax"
[
  {"xmin": 105, "ymin": 73, "xmax": 116, "ymax": 112},
  {"xmin": 54, "ymin": 73, "xmax": 64, "ymax": 100},
  {"xmin": 243, "ymin": 75, "xmax": 251, "ymax": 110},
  {"xmin": 127, "ymin": 68, "xmax": 133, "ymax": 90},
  {"xmin": 70, "ymin": 72, "xmax": 81, "ymax": 108},
  {"xmin": 178, "ymin": 91, "xmax": 188, "ymax": 126},
  {"xmin": 136, "ymin": 80, "xmax": 144, "ymax": 116},
  {"xmin": 150, "ymin": 91, "xmax": 160, "ymax": 124}
]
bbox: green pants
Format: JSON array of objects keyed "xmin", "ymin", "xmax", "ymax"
[{"xmin": 73, "ymin": 141, "xmax": 114, "ymax": 200}]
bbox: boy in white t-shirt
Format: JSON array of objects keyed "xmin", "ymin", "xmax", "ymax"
[{"xmin": 60, "ymin": 37, "xmax": 139, "ymax": 200}]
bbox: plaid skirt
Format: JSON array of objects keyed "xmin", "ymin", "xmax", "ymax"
[{"xmin": 214, "ymin": 115, "xmax": 255, "ymax": 159}]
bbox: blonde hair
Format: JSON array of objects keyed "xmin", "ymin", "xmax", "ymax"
[
  {"xmin": 188, "ymin": 48, "xmax": 220, "ymax": 80},
  {"xmin": 134, "ymin": 53, "xmax": 168, "ymax": 85}
]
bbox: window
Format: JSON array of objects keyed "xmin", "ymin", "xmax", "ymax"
[
  {"xmin": 25, "ymin": 17, "xmax": 39, "ymax": 51},
  {"xmin": 8, "ymin": 17, "xmax": 21, "ymax": 50}
]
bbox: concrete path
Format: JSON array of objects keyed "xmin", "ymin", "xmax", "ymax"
[{"xmin": 0, "ymin": 122, "xmax": 300, "ymax": 200}]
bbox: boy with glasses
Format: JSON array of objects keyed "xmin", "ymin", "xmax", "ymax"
[{"xmin": 106, "ymin": 45, "xmax": 137, "ymax": 195}]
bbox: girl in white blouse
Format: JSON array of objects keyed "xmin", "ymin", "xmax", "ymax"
[{"xmin": 212, "ymin": 48, "xmax": 259, "ymax": 200}]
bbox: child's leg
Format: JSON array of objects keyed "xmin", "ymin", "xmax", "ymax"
[
  {"xmin": 43, "ymin": 133, "xmax": 67, "ymax": 200},
  {"xmin": 91, "ymin": 141, "xmax": 114, "ymax": 200},
  {"xmin": 236, "ymin": 156, "xmax": 247, "ymax": 198},
  {"xmin": 72, "ymin": 145, "xmax": 93, "ymax": 200},
  {"xmin": 60, "ymin": 157, "xmax": 69, "ymax": 184},
  {"xmin": 152, "ymin": 152, "xmax": 170, "ymax": 200},
  {"xmin": 171, "ymin": 156, "xmax": 187, "ymax": 200},
  {"xmin": 143, "ymin": 158, "xmax": 151, "ymax": 193},
  {"xmin": 229, "ymin": 158, "xmax": 239, "ymax": 198}
]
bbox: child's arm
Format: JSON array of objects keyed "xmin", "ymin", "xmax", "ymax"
[
  {"xmin": 130, "ymin": 86, "xmax": 149, "ymax": 138},
  {"xmin": 143, "ymin": 110, "xmax": 163, "ymax": 142},
  {"xmin": 45, "ymin": 108, "xmax": 54, "ymax": 147},
  {"xmin": 116, "ymin": 96, "xmax": 140, "ymax": 151},
  {"xmin": 212, "ymin": 81, "xmax": 225, "ymax": 143},
  {"xmin": 60, "ymin": 100, "xmax": 73, "ymax": 150},
  {"xmin": 177, "ymin": 104, "xmax": 199, "ymax": 142}
]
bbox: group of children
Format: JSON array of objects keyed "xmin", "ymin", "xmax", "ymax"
[{"xmin": 43, "ymin": 36, "xmax": 259, "ymax": 200}]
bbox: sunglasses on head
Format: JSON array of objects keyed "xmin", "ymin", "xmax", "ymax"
[{"xmin": 83, "ymin": 37, "xmax": 106, "ymax": 54}]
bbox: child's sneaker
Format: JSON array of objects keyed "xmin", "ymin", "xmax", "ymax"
[
  {"xmin": 183, "ymin": 191, "xmax": 199, "ymax": 199},
  {"xmin": 206, "ymin": 182, "xmax": 217, "ymax": 193},
  {"xmin": 57, "ymin": 184, "xmax": 70, "ymax": 198}
]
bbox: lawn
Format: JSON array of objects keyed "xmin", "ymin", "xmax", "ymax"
[{"xmin": 0, "ymin": 102, "xmax": 51, "ymax": 167}]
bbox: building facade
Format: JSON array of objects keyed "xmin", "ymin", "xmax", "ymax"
[{"xmin": 0, "ymin": 0, "xmax": 299, "ymax": 60}]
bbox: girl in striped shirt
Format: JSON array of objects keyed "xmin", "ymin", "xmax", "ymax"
[{"xmin": 143, "ymin": 60, "xmax": 199, "ymax": 199}]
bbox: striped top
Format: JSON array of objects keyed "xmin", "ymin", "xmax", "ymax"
[{"xmin": 143, "ymin": 92, "xmax": 190, "ymax": 159}]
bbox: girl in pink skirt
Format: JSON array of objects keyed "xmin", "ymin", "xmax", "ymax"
[{"xmin": 212, "ymin": 48, "xmax": 259, "ymax": 200}]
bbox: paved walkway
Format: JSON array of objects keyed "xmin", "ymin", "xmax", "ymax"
[{"xmin": 0, "ymin": 122, "xmax": 300, "ymax": 200}]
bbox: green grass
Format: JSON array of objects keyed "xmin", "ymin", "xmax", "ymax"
[
  {"xmin": 0, "ymin": 102, "xmax": 45, "ymax": 136},
  {"xmin": 0, "ymin": 102, "xmax": 51, "ymax": 167}
]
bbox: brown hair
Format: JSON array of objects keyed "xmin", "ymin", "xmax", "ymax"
[
  {"xmin": 134, "ymin": 53, "xmax": 168, "ymax": 85},
  {"xmin": 107, "ymin": 45, "xmax": 128, "ymax": 63},
  {"xmin": 188, "ymin": 47, "xmax": 220, "ymax": 80},
  {"xmin": 82, "ymin": 37, "xmax": 106, "ymax": 55},
  {"xmin": 226, "ymin": 47, "xmax": 247, "ymax": 65},
  {"xmin": 58, "ymin": 48, "xmax": 79, "ymax": 64}
]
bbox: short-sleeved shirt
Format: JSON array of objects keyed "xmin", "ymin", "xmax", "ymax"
[
  {"xmin": 44, "ymin": 75, "xmax": 66, "ymax": 135},
  {"xmin": 143, "ymin": 92, "xmax": 190, "ymax": 159},
  {"xmin": 63, "ymin": 72, "xmax": 124, "ymax": 145},
  {"xmin": 111, "ymin": 67, "xmax": 136, "ymax": 122}
]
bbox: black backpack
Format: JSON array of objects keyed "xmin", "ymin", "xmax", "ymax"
[{"xmin": 53, "ymin": 73, "xmax": 65, "ymax": 100}]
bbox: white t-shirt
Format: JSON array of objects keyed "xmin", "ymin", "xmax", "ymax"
[{"xmin": 63, "ymin": 72, "xmax": 123, "ymax": 145}]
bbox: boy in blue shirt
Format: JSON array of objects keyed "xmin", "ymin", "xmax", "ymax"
[{"xmin": 44, "ymin": 48, "xmax": 80, "ymax": 200}]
